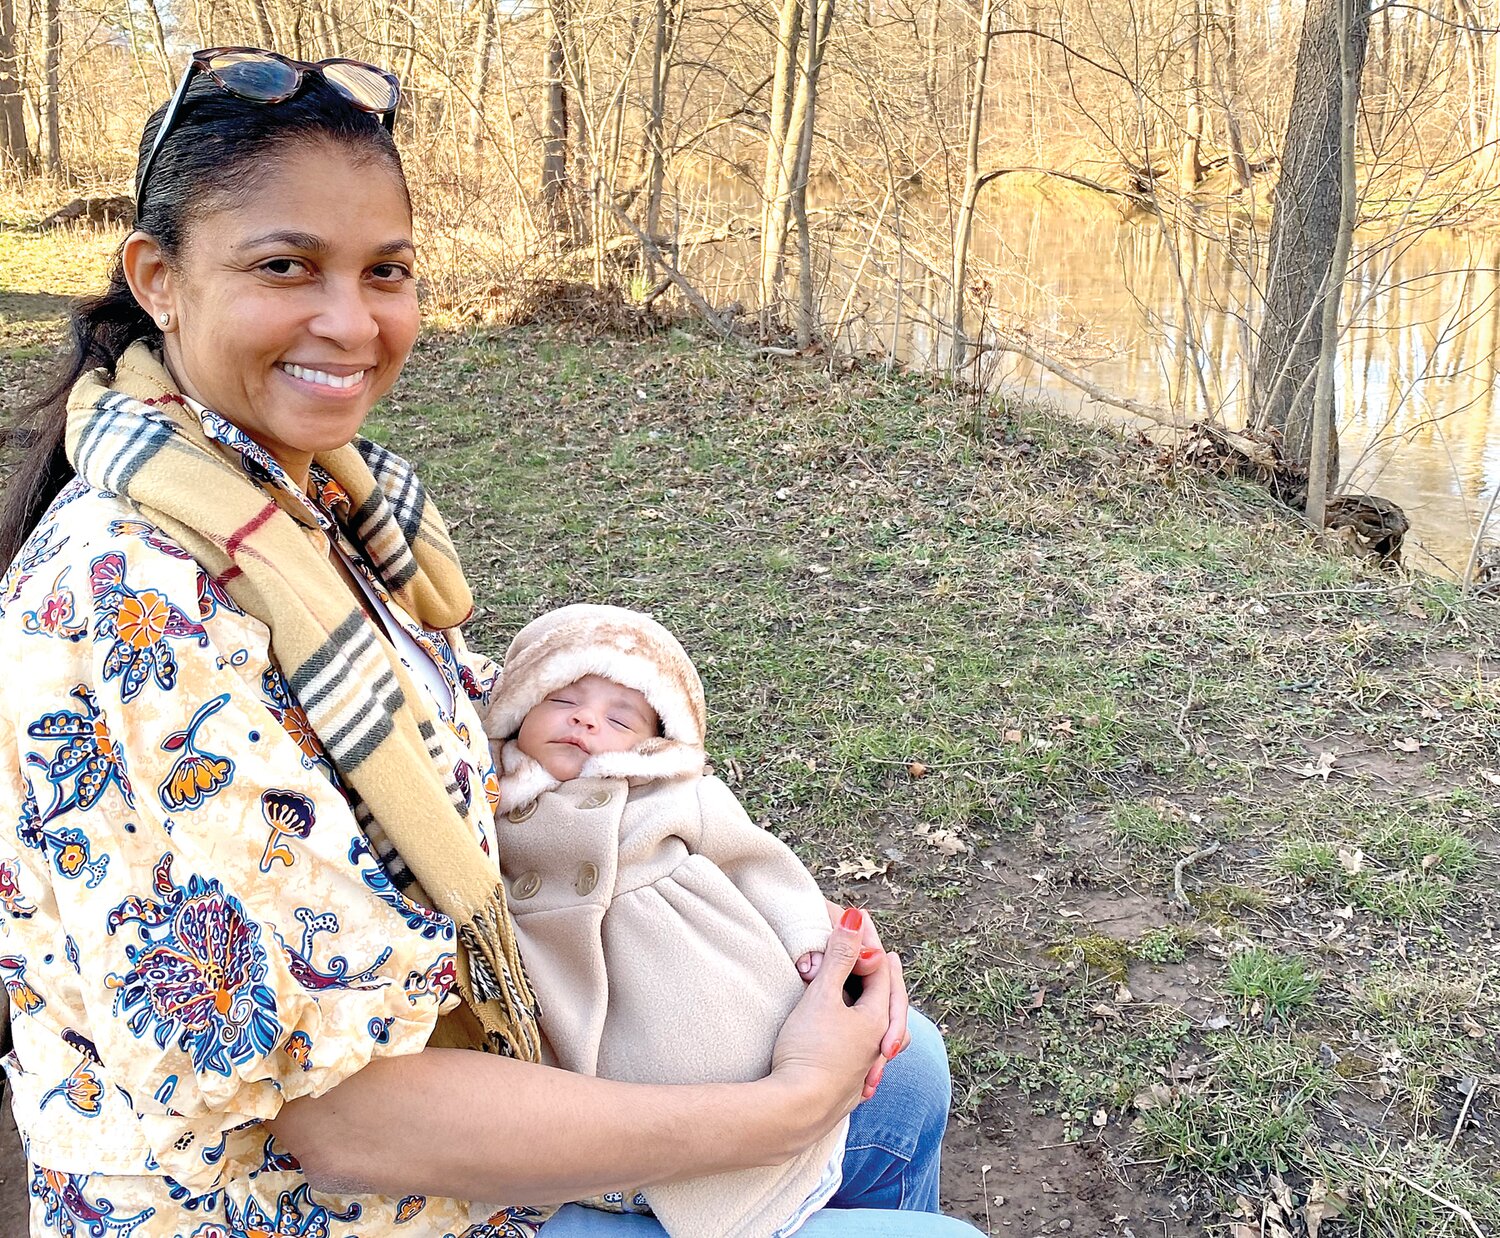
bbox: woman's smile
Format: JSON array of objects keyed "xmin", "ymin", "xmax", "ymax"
[{"xmin": 276, "ymin": 361, "xmax": 371, "ymax": 392}]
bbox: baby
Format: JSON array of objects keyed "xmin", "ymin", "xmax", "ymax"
[{"xmin": 485, "ymin": 604, "xmax": 846, "ymax": 1238}]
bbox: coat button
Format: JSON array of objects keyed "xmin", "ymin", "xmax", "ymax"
[
  {"xmin": 512, "ymin": 871, "xmax": 541, "ymax": 900},
  {"xmin": 508, "ymin": 801, "xmax": 538, "ymax": 824},
  {"xmin": 577, "ymin": 789, "xmax": 612, "ymax": 810},
  {"xmin": 575, "ymin": 862, "xmax": 599, "ymax": 896}
]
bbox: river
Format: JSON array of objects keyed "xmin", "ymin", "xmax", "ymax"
[{"xmin": 687, "ymin": 184, "xmax": 1499, "ymax": 576}]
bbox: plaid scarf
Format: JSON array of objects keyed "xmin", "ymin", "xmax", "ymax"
[{"xmin": 67, "ymin": 343, "xmax": 541, "ymax": 1063}]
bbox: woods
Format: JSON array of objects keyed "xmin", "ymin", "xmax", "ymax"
[{"xmin": 0, "ymin": 0, "xmax": 1495, "ymax": 541}]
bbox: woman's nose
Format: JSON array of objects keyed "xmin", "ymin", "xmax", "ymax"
[{"xmin": 310, "ymin": 279, "xmax": 379, "ymax": 350}]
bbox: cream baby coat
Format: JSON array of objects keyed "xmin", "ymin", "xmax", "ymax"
[{"xmin": 485, "ymin": 605, "xmax": 848, "ymax": 1238}]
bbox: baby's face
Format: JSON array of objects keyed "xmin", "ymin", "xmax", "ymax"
[{"xmin": 515, "ymin": 674, "xmax": 661, "ymax": 781}]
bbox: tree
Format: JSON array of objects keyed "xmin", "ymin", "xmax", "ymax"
[
  {"xmin": 1250, "ymin": 0, "xmax": 1374, "ymax": 499},
  {"xmin": 42, "ymin": 0, "xmax": 62, "ymax": 173},
  {"xmin": 758, "ymin": 0, "xmax": 835, "ymax": 329},
  {"xmin": 950, "ymin": 0, "xmax": 997, "ymax": 371},
  {"xmin": 0, "ymin": 0, "xmax": 30, "ymax": 171},
  {"xmin": 540, "ymin": 0, "xmax": 580, "ymax": 242}
]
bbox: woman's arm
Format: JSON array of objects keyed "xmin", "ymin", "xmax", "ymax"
[{"xmin": 269, "ymin": 914, "xmax": 888, "ymax": 1205}]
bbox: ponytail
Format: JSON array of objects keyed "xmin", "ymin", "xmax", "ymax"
[{"xmin": 0, "ymin": 261, "xmax": 160, "ymax": 573}]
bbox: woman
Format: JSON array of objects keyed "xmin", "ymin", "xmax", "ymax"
[{"xmin": 0, "ymin": 49, "xmax": 980, "ymax": 1237}]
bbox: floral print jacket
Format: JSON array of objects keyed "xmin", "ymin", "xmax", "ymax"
[{"xmin": 0, "ymin": 408, "xmax": 541, "ymax": 1237}]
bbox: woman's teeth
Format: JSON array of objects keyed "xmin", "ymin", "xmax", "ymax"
[{"xmin": 280, "ymin": 363, "xmax": 366, "ymax": 389}]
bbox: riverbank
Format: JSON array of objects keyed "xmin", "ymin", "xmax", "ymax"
[{"xmin": 2, "ymin": 222, "xmax": 1498, "ymax": 1235}]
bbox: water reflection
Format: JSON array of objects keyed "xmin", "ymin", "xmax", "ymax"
[{"xmin": 687, "ymin": 186, "xmax": 1499, "ymax": 574}]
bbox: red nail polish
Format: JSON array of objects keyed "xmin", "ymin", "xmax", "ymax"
[
  {"xmin": 859, "ymin": 948, "xmax": 880, "ymax": 961},
  {"xmin": 840, "ymin": 907, "xmax": 863, "ymax": 931}
]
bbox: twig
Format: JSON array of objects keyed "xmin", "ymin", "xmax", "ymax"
[
  {"xmin": 1447, "ymin": 1078, "xmax": 1481, "ymax": 1152},
  {"xmin": 1461, "ymin": 483, "xmax": 1500, "ymax": 596},
  {"xmin": 1390, "ymin": 1172, "xmax": 1486, "ymax": 1238},
  {"xmin": 988, "ymin": 331, "xmax": 1193, "ymax": 430},
  {"xmin": 1171, "ymin": 840, "xmax": 1221, "ymax": 910},
  {"xmin": 1173, "ymin": 668, "xmax": 1197, "ymax": 754},
  {"xmin": 972, "ymin": 164, "xmax": 1155, "ymax": 208},
  {"xmin": 605, "ymin": 203, "xmax": 733, "ymax": 338}
]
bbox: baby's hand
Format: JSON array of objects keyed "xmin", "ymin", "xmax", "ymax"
[{"xmin": 796, "ymin": 951, "xmax": 823, "ymax": 982}]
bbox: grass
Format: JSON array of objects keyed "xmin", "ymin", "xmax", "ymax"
[
  {"xmin": 1136, "ymin": 1032, "xmax": 1342, "ymax": 1176},
  {"xmin": 3, "ymin": 212, "xmax": 1499, "ymax": 1233},
  {"xmin": 1225, "ymin": 947, "xmax": 1321, "ymax": 1020}
]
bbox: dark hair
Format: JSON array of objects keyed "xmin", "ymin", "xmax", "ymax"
[{"xmin": 0, "ymin": 71, "xmax": 408, "ymax": 572}]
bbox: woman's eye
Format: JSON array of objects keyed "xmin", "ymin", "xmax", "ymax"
[
  {"xmin": 371, "ymin": 262, "xmax": 413, "ymax": 283},
  {"xmin": 258, "ymin": 257, "xmax": 308, "ymax": 278}
]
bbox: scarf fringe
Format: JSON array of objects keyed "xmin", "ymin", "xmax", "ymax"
[{"xmin": 460, "ymin": 893, "xmax": 544, "ymax": 1061}]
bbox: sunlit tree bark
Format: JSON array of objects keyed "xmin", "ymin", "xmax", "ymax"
[
  {"xmin": 1251, "ymin": 0, "xmax": 1373, "ymax": 494},
  {"xmin": 0, "ymin": 0, "xmax": 29, "ymax": 172},
  {"xmin": 41, "ymin": 0, "xmax": 61, "ymax": 172}
]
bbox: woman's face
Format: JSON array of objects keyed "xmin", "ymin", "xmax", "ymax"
[{"xmin": 155, "ymin": 141, "xmax": 419, "ymax": 485}]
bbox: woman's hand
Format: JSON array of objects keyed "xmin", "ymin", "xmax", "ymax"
[
  {"xmin": 824, "ymin": 898, "xmax": 909, "ymax": 1082},
  {"xmin": 766, "ymin": 909, "xmax": 892, "ymax": 1152}
]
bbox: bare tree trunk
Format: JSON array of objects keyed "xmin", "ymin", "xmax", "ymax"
[
  {"xmin": 541, "ymin": 1, "xmax": 577, "ymax": 241},
  {"xmin": 1307, "ymin": 0, "xmax": 1362, "ymax": 524},
  {"xmin": 924, "ymin": 0, "xmax": 942, "ymax": 104},
  {"xmin": 1210, "ymin": 0, "xmax": 1253, "ymax": 191},
  {"xmin": 642, "ymin": 0, "xmax": 679, "ymax": 278},
  {"xmin": 1179, "ymin": 0, "xmax": 1206, "ymax": 188},
  {"xmin": 759, "ymin": 0, "xmax": 804, "ymax": 325},
  {"xmin": 793, "ymin": 0, "xmax": 835, "ymax": 348},
  {"xmin": 468, "ymin": 0, "xmax": 496, "ymax": 156},
  {"xmin": 0, "ymin": 0, "xmax": 30, "ymax": 172},
  {"xmin": 1453, "ymin": 0, "xmax": 1486, "ymax": 156},
  {"xmin": 1251, "ymin": 0, "xmax": 1373, "ymax": 492},
  {"xmin": 313, "ymin": 7, "xmax": 338, "ymax": 61},
  {"xmin": 140, "ymin": 0, "xmax": 171, "ymax": 81},
  {"xmin": 250, "ymin": 0, "xmax": 277, "ymax": 50},
  {"xmin": 1475, "ymin": 0, "xmax": 1500, "ymax": 185},
  {"xmin": 41, "ymin": 0, "xmax": 61, "ymax": 173},
  {"xmin": 951, "ymin": 0, "xmax": 997, "ymax": 373}
]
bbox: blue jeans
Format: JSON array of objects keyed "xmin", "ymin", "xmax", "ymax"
[{"xmin": 539, "ymin": 1011, "xmax": 981, "ymax": 1236}]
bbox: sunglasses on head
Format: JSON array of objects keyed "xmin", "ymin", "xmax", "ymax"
[{"xmin": 135, "ymin": 47, "xmax": 401, "ymax": 215}]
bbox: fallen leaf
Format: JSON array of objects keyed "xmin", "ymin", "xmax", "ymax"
[
  {"xmin": 831, "ymin": 856, "xmax": 889, "ymax": 881},
  {"xmin": 1002, "ymin": 728, "xmax": 1024, "ymax": 744},
  {"xmin": 907, "ymin": 761, "xmax": 928, "ymax": 779},
  {"xmin": 1337, "ymin": 847, "xmax": 1365, "ymax": 876},
  {"xmin": 1091, "ymin": 1107, "xmax": 1109, "ymax": 1128},
  {"xmin": 1420, "ymin": 852, "xmax": 1442, "ymax": 871},
  {"xmin": 1298, "ymin": 751, "xmax": 1337, "ymax": 781},
  {"xmin": 1393, "ymin": 735, "xmax": 1422, "ymax": 753},
  {"xmin": 1480, "ymin": 769, "xmax": 1500, "ymax": 787},
  {"xmin": 1305, "ymin": 1178, "xmax": 1349, "ymax": 1238},
  {"xmin": 1133, "ymin": 1083, "xmax": 1176, "ymax": 1111},
  {"xmin": 1114, "ymin": 983, "xmax": 1134, "ymax": 1003},
  {"xmin": 924, "ymin": 828, "xmax": 968, "ymax": 856},
  {"xmin": 1090, "ymin": 1002, "xmax": 1122, "ymax": 1022}
]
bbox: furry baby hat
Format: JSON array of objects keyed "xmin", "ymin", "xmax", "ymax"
[{"xmin": 485, "ymin": 604, "xmax": 708, "ymax": 812}]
